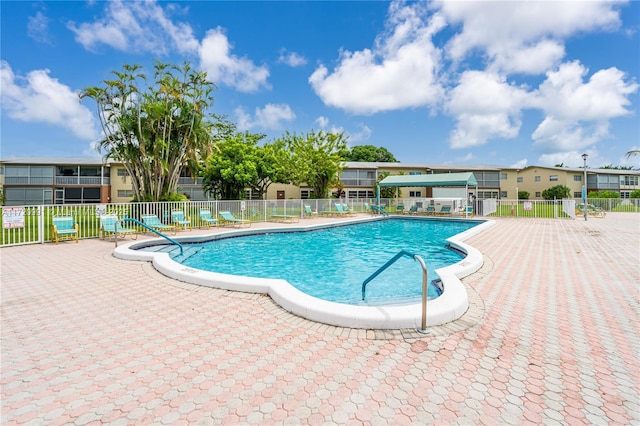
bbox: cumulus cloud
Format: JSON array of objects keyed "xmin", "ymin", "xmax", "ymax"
[
  {"xmin": 278, "ymin": 50, "xmax": 307, "ymax": 67},
  {"xmin": 348, "ymin": 124, "xmax": 372, "ymax": 143},
  {"xmin": 531, "ymin": 61, "xmax": 638, "ymax": 152},
  {"xmin": 315, "ymin": 116, "xmax": 330, "ymax": 129},
  {"xmin": 510, "ymin": 159, "xmax": 528, "ymax": 169},
  {"xmin": 446, "ymin": 71, "xmax": 529, "ymax": 148},
  {"xmin": 438, "ymin": 0, "xmax": 623, "ymax": 74},
  {"xmin": 235, "ymin": 104, "xmax": 295, "ymax": 131},
  {"xmin": 0, "ymin": 61, "xmax": 98, "ymax": 140},
  {"xmin": 67, "ymin": 0, "xmax": 198, "ymax": 55},
  {"xmin": 309, "ymin": 1, "xmax": 445, "ymax": 114},
  {"xmin": 199, "ymin": 28, "xmax": 270, "ymax": 93}
]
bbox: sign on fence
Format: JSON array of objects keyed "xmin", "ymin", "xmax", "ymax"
[
  {"xmin": 523, "ymin": 202, "xmax": 532, "ymax": 211},
  {"xmin": 2, "ymin": 207, "xmax": 25, "ymax": 229}
]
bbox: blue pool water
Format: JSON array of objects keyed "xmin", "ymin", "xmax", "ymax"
[{"xmin": 174, "ymin": 218, "xmax": 479, "ymax": 306}]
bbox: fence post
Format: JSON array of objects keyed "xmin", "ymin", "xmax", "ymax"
[{"xmin": 39, "ymin": 205, "xmax": 45, "ymax": 244}]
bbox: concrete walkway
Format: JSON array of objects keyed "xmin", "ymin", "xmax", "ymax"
[{"xmin": 1, "ymin": 214, "xmax": 638, "ymax": 425}]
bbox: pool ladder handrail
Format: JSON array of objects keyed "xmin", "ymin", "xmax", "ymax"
[
  {"xmin": 361, "ymin": 250, "xmax": 429, "ymax": 334},
  {"xmin": 119, "ymin": 218, "xmax": 184, "ymax": 255}
]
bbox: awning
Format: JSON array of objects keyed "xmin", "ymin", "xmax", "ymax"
[{"xmin": 378, "ymin": 172, "xmax": 478, "ymax": 187}]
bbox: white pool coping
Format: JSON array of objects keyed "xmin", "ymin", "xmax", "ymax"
[{"xmin": 113, "ymin": 216, "xmax": 495, "ymax": 330}]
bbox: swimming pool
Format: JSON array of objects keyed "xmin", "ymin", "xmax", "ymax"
[
  {"xmin": 174, "ymin": 219, "xmax": 475, "ymax": 305},
  {"xmin": 114, "ymin": 216, "xmax": 495, "ymax": 329}
]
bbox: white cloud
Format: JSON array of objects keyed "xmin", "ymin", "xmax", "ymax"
[
  {"xmin": 438, "ymin": 0, "xmax": 623, "ymax": 74},
  {"xmin": 28, "ymin": 11, "xmax": 52, "ymax": 44},
  {"xmin": 531, "ymin": 61, "xmax": 638, "ymax": 152},
  {"xmin": 67, "ymin": 0, "xmax": 199, "ymax": 55},
  {"xmin": 510, "ymin": 159, "xmax": 528, "ymax": 169},
  {"xmin": 199, "ymin": 28, "xmax": 270, "ymax": 93},
  {"xmin": 278, "ymin": 50, "xmax": 307, "ymax": 67},
  {"xmin": 0, "ymin": 61, "xmax": 98, "ymax": 140},
  {"xmin": 446, "ymin": 71, "xmax": 529, "ymax": 148},
  {"xmin": 315, "ymin": 116, "xmax": 330, "ymax": 129},
  {"xmin": 309, "ymin": 1, "xmax": 445, "ymax": 114},
  {"xmin": 348, "ymin": 124, "xmax": 372, "ymax": 143},
  {"xmin": 235, "ymin": 104, "xmax": 295, "ymax": 131}
]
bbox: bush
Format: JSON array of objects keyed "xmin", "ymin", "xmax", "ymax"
[
  {"xmin": 541, "ymin": 185, "xmax": 571, "ymax": 200},
  {"xmin": 518, "ymin": 191, "xmax": 530, "ymax": 200}
]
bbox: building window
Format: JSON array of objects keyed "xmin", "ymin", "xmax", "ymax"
[
  {"xmin": 535, "ymin": 192, "xmax": 541, "ymax": 198},
  {"xmin": 409, "ymin": 191, "xmax": 422, "ymax": 197},
  {"xmin": 535, "ymin": 176, "xmax": 541, "ymax": 182},
  {"xmin": 500, "ymin": 173, "xmax": 507, "ymax": 180},
  {"xmin": 117, "ymin": 190, "xmax": 134, "ymax": 198},
  {"xmin": 500, "ymin": 191, "xmax": 507, "ymax": 198},
  {"xmin": 117, "ymin": 168, "xmax": 129, "ymax": 177},
  {"xmin": 621, "ymin": 191, "xmax": 630, "ymax": 199},
  {"xmin": 409, "ymin": 171, "xmax": 422, "ymax": 175},
  {"xmin": 549, "ymin": 175, "xmax": 558, "ymax": 181},
  {"xmin": 300, "ymin": 190, "xmax": 315, "ymax": 199},
  {"xmin": 517, "ymin": 177, "xmax": 523, "ymax": 183},
  {"xmin": 621, "ymin": 175, "xmax": 639, "ymax": 186},
  {"xmin": 574, "ymin": 192, "xmax": 582, "ymax": 198},
  {"xmin": 574, "ymin": 175, "xmax": 582, "ymax": 181}
]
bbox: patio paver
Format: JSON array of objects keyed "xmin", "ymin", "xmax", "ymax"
[{"xmin": 1, "ymin": 213, "xmax": 638, "ymax": 424}]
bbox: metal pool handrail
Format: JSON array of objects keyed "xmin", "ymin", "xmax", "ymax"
[
  {"xmin": 121, "ymin": 218, "xmax": 184, "ymax": 255},
  {"xmin": 361, "ymin": 250, "xmax": 429, "ymax": 334}
]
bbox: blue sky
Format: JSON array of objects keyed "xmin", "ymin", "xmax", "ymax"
[{"xmin": 1, "ymin": 0, "xmax": 639, "ymax": 169}]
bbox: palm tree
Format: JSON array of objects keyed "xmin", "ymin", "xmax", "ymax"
[{"xmin": 626, "ymin": 150, "xmax": 640, "ymax": 158}]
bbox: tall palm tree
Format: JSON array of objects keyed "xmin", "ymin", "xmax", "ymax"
[{"xmin": 626, "ymin": 150, "xmax": 640, "ymax": 158}]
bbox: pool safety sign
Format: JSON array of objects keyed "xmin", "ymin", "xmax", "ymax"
[{"xmin": 2, "ymin": 207, "xmax": 25, "ymax": 229}]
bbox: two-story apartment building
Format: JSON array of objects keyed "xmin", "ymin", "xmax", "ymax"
[
  {"xmin": 1, "ymin": 158, "xmax": 638, "ymax": 205},
  {"xmin": 517, "ymin": 166, "xmax": 640, "ymax": 200}
]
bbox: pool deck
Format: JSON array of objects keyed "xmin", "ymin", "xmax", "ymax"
[{"xmin": 1, "ymin": 213, "xmax": 638, "ymax": 424}]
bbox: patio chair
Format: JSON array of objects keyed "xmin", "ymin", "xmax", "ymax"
[
  {"xmin": 408, "ymin": 205, "xmax": 419, "ymax": 214},
  {"xmin": 51, "ymin": 216, "xmax": 78, "ymax": 245},
  {"xmin": 425, "ymin": 205, "xmax": 436, "ymax": 215},
  {"xmin": 304, "ymin": 205, "xmax": 318, "ymax": 218},
  {"xmin": 395, "ymin": 204, "xmax": 405, "ymax": 214},
  {"xmin": 141, "ymin": 214, "xmax": 176, "ymax": 235},
  {"xmin": 99, "ymin": 214, "xmax": 138, "ymax": 241},
  {"xmin": 199, "ymin": 209, "xmax": 218, "ymax": 228},
  {"xmin": 171, "ymin": 210, "xmax": 192, "ymax": 231},
  {"xmin": 219, "ymin": 211, "xmax": 251, "ymax": 228},
  {"xmin": 436, "ymin": 205, "xmax": 452, "ymax": 216}
]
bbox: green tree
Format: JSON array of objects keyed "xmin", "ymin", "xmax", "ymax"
[
  {"xmin": 541, "ymin": 185, "xmax": 571, "ymax": 200},
  {"xmin": 375, "ymin": 172, "xmax": 396, "ymax": 199},
  {"xmin": 345, "ymin": 145, "xmax": 397, "ymax": 162},
  {"xmin": 630, "ymin": 189, "xmax": 640, "ymax": 198},
  {"xmin": 518, "ymin": 191, "xmax": 530, "ymax": 200},
  {"xmin": 250, "ymin": 139, "xmax": 294, "ymax": 199},
  {"xmin": 202, "ymin": 132, "xmax": 265, "ymax": 200},
  {"xmin": 82, "ymin": 61, "xmax": 231, "ymax": 201},
  {"xmin": 587, "ymin": 190, "xmax": 620, "ymax": 198},
  {"xmin": 284, "ymin": 130, "xmax": 348, "ymax": 199}
]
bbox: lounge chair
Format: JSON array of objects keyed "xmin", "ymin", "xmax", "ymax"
[
  {"xmin": 141, "ymin": 214, "xmax": 176, "ymax": 235},
  {"xmin": 171, "ymin": 210, "xmax": 192, "ymax": 231},
  {"xmin": 99, "ymin": 214, "xmax": 137, "ymax": 241},
  {"xmin": 270, "ymin": 206, "xmax": 299, "ymax": 223},
  {"xmin": 304, "ymin": 205, "xmax": 318, "ymax": 218},
  {"xmin": 199, "ymin": 209, "xmax": 218, "ymax": 228},
  {"xmin": 370, "ymin": 205, "xmax": 388, "ymax": 216},
  {"xmin": 334, "ymin": 204, "xmax": 350, "ymax": 216},
  {"xmin": 425, "ymin": 205, "xmax": 436, "ymax": 215},
  {"xmin": 51, "ymin": 216, "xmax": 78, "ymax": 244},
  {"xmin": 219, "ymin": 211, "xmax": 251, "ymax": 227},
  {"xmin": 436, "ymin": 205, "xmax": 452, "ymax": 216},
  {"xmin": 408, "ymin": 205, "xmax": 419, "ymax": 214},
  {"xmin": 395, "ymin": 204, "xmax": 405, "ymax": 214}
]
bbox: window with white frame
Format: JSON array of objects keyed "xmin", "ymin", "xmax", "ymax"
[
  {"xmin": 574, "ymin": 175, "xmax": 582, "ymax": 181},
  {"xmin": 517, "ymin": 177, "xmax": 523, "ymax": 183},
  {"xmin": 535, "ymin": 176, "xmax": 541, "ymax": 182},
  {"xmin": 409, "ymin": 191, "xmax": 422, "ymax": 197},
  {"xmin": 549, "ymin": 175, "xmax": 558, "ymax": 181}
]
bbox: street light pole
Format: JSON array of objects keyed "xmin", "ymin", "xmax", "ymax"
[{"xmin": 582, "ymin": 153, "xmax": 588, "ymax": 221}]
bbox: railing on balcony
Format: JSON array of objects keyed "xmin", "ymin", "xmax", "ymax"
[{"xmin": 55, "ymin": 177, "xmax": 110, "ymax": 185}]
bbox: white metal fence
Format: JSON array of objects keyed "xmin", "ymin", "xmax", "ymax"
[{"xmin": 1, "ymin": 197, "xmax": 638, "ymax": 247}]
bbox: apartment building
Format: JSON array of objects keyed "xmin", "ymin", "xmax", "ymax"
[{"xmin": 1, "ymin": 158, "xmax": 638, "ymax": 205}]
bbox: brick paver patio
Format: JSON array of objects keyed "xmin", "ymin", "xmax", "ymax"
[{"xmin": 1, "ymin": 214, "xmax": 638, "ymax": 424}]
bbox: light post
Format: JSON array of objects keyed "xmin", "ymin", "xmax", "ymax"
[{"xmin": 582, "ymin": 153, "xmax": 588, "ymax": 221}]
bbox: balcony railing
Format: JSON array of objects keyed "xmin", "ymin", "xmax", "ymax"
[{"xmin": 55, "ymin": 177, "xmax": 110, "ymax": 185}]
